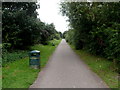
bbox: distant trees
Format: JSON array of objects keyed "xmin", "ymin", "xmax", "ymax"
[
  {"xmin": 63, "ymin": 31, "xmax": 68, "ymax": 39},
  {"xmin": 2, "ymin": 2, "xmax": 61, "ymax": 50},
  {"xmin": 60, "ymin": 2, "xmax": 120, "ymax": 71}
]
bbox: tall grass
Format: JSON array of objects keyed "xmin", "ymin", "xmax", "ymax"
[{"xmin": 2, "ymin": 50, "xmax": 28, "ymax": 66}]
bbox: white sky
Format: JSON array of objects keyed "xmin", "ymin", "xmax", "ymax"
[{"xmin": 36, "ymin": 0, "xmax": 69, "ymax": 33}]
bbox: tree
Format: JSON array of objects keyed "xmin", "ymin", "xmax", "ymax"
[
  {"xmin": 60, "ymin": 2, "xmax": 120, "ymax": 71},
  {"xmin": 2, "ymin": 2, "xmax": 61, "ymax": 49}
]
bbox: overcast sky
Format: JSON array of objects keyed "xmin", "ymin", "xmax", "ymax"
[{"xmin": 36, "ymin": 0, "xmax": 69, "ymax": 33}]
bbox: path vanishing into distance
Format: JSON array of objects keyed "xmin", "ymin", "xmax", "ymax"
[{"xmin": 30, "ymin": 39, "xmax": 108, "ymax": 88}]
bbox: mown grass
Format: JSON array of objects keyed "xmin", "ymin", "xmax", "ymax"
[
  {"xmin": 31, "ymin": 39, "xmax": 61, "ymax": 68},
  {"xmin": 0, "ymin": 67, "xmax": 2, "ymax": 89},
  {"xmin": 2, "ymin": 39, "xmax": 61, "ymax": 88},
  {"xmin": 70, "ymin": 45, "xmax": 118, "ymax": 88}
]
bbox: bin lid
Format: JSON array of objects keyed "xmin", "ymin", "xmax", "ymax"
[{"xmin": 30, "ymin": 50, "xmax": 40, "ymax": 53}]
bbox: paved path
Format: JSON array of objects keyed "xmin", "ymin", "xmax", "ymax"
[{"xmin": 30, "ymin": 39, "xmax": 108, "ymax": 88}]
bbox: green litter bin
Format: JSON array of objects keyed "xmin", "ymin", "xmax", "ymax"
[{"xmin": 29, "ymin": 50, "xmax": 40, "ymax": 69}]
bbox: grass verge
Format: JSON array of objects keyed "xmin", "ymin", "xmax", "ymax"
[
  {"xmin": 0, "ymin": 67, "xmax": 1, "ymax": 89},
  {"xmin": 2, "ymin": 39, "xmax": 61, "ymax": 88},
  {"xmin": 70, "ymin": 44, "xmax": 118, "ymax": 88}
]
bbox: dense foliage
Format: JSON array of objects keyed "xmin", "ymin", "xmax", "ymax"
[
  {"xmin": 2, "ymin": 49, "xmax": 28, "ymax": 66},
  {"xmin": 61, "ymin": 2, "xmax": 120, "ymax": 72},
  {"xmin": 2, "ymin": 2, "xmax": 61, "ymax": 50},
  {"xmin": 2, "ymin": 2, "xmax": 62, "ymax": 65}
]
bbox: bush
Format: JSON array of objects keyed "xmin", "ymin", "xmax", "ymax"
[
  {"xmin": 2, "ymin": 43, "xmax": 11, "ymax": 51},
  {"xmin": 61, "ymin": 2, "xmax": 120, "ymax": 71},
  {"xmin": 2, "ymin": 50, "xmax": 28, "ymax": 66}
]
